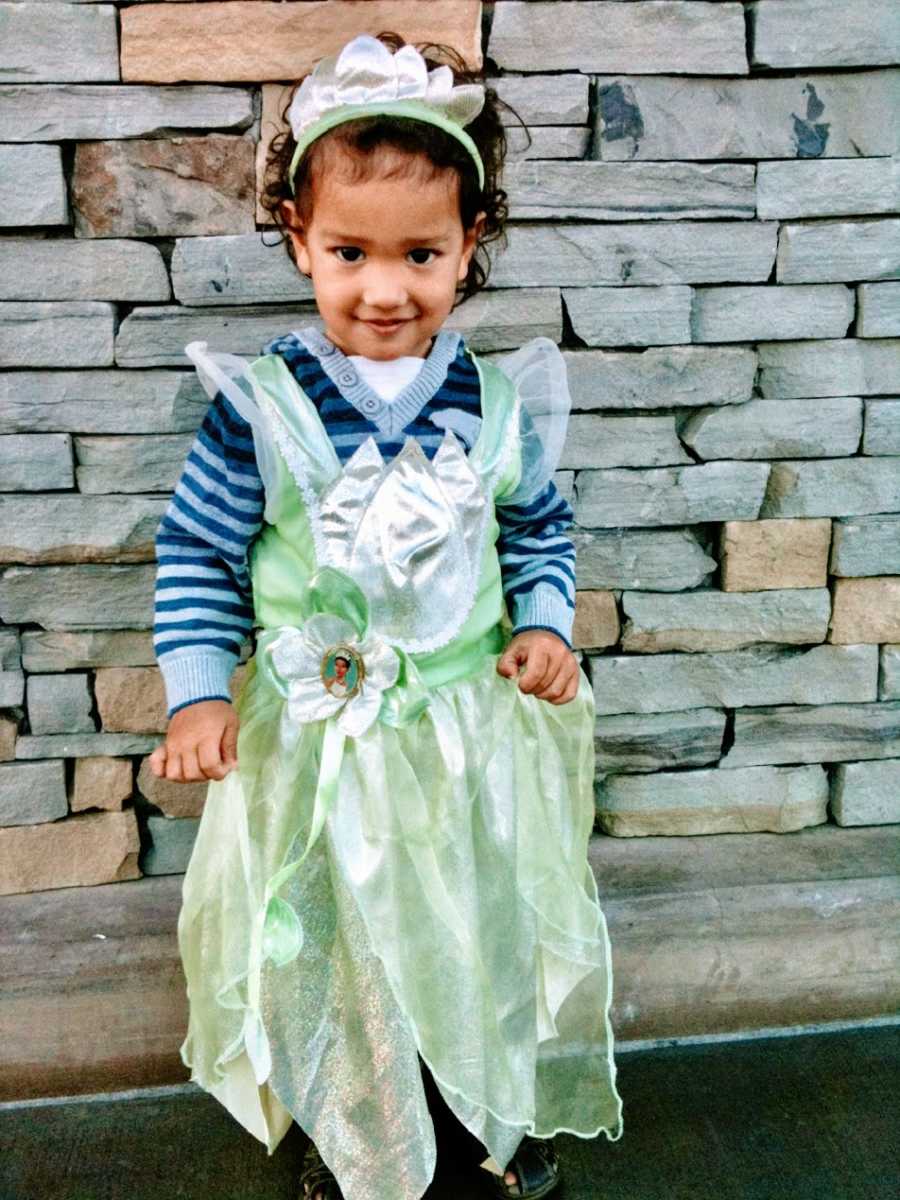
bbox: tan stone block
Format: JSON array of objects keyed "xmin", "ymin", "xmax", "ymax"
[
  {"xmin": 0, "ymin": 713, "xmax": 17, "ymax": 762},
  {"xmin": 720, "ymin": 518, "xmax": 831, "ymax": 591},
  {"xmin": 72, "ymin": 137, "xmax": 256, "ymax": 238},
  {"xmin": 572, "ymin": 590, "xmax": 619, "ymax": 650},
  {"xmin": 122, "ymin": 1, "xmax": 482, "ymax": 84},
  {"xmin": 71, "ymin": 757, "xmax": 133, "ymax": 813},
  {"xmin": 95, "ymin": 667, "xmax": 167, "ymax": 734},
  {"xmin": 0, "ymin": 810, "xmax": 141, "ymax": 896},
  {"xmin": 830, "ymin": 577, "xmax": 900, "ymax": 644},
  {"xmin": 136, "ymin": 757, "xmax": 208, "ymax": 819}
]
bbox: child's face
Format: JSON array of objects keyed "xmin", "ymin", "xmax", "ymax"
[{"xmin": 282, "ymin": 149, "xmax": 485, "ymax": 360}]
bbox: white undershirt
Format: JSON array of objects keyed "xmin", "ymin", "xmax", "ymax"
[{"xmin": 347, "ymin": 354, "xmax": 425, "ymax": 403}]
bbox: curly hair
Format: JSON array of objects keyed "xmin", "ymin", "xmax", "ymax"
[{"xmin": 258, "ymin": 30, "xmax": 530, "ymax": 307}]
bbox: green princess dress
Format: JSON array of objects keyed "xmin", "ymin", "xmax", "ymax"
[{"xmin": 175, "ymin": 331, "xmax": 624, "ymax": 1200}]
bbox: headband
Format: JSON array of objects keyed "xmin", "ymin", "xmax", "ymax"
[{"xmin": 286, "ymin": 34, "xmax": 486, "ymax": 191}]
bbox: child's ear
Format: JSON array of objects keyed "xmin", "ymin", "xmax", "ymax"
[
  {"xmin": 280, "ymin": 199, "xmax": 312, "ymax": 276},
  {"xmin": 458, "ymin": 210, "xmax": 487, "ymax": 281}
]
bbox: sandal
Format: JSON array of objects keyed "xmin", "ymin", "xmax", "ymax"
[
  {"xmin": 486, "ymin": 1135, "xmax": 561, "ymax": 1199},
  {"xmin": 299, "ymin": 1139, "xmax": 343, "ymax": 1200}
]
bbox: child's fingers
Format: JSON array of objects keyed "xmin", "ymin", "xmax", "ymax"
[
  {"xmin": 148, "ymin": 743, "xmax": 167, "ymax": 777},
  {"xmin": 164, "ymin": 748, "xmax": 184, "ymax": 782},
  {"xmin": 496, "ymin": 645, "xmax": 525, "ymax": 678},
  {"xmin": 221, "ymin": 720, "xmax": 239, "ymax": 768},
  {"xmin": 179, "ymin": 746, "xmax": 204, "ymax": 783},
  {"xmin": 517, "ymin": 646, "xmax": 551, "ymax": 694},
  {"xmin": 537, "ymin": 660, "xmax": 579, "ymax": 704},
  {"xmin": 198, "ymin": 735, "xmax": 230, "ymax": 781}
]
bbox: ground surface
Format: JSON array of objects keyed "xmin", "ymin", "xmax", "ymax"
[{"xmin": 2, "ymin": 1024, "xmax": 898, "ymax": 1200}]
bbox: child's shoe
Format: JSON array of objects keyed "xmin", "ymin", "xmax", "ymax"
[
  {"xmin": 299, "ymin": 1139, "xmax": 343, "ymax": 1200},
  {"xmin": 483, "ymin": 1135, "xmax": 561, "ymax": 1199}
]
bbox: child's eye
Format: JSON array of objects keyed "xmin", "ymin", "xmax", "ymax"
[
  {"xmin": 334, "ymin": 247, "xmax": 364, "ymax": 263},
  {"xmin": 408, "ymin": 248, "xmax": 439, "ymax": 265}
]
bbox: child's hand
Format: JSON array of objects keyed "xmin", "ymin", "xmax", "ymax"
[
  {"xmin": 496, "ymin": 630, "xmax": 581, "ymax": 704},
  {"xmin": 148, "ymin": 699, "xmax": 240, "ymax": 783}
]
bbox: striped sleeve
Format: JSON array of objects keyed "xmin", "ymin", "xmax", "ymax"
[
  {"xmin": 495, "ymin": 481, "xmax": 577, "ymax": 648},
  {"xmin": 153, "ymin": 392, "xmax": 264, "ymax": 718}
]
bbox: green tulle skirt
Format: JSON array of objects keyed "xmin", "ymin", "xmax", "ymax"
[{"xmin": 177, "ymin": 646, "xmax": 623, "ymax": 1200}]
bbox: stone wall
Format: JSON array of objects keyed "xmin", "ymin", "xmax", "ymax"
[{"xmin": 1, "ymin": 1, "xmax": 899, "ymax": 894}]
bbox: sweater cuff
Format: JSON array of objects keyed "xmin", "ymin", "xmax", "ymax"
[
  {"xmin": 157, "ymin": 648, "xmax": 238, "ymax": 718},
  {"xmin": 511, "ymin": 582, "xmax": 575, "ymax": 648}
]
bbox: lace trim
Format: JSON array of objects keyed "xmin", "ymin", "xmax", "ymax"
[{"xmin": 265, "ymin": 397, "xmax": 332, "ymax": 568}]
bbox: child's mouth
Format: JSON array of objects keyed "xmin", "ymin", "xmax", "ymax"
[{"xmin": 363, "ymin": 319, "xmax": 409, "ymax": 333}]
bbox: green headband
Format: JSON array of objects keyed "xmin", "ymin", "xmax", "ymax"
[{"xmin": 287, "ymin": 98, "xmax": 486, "ymax": 191}]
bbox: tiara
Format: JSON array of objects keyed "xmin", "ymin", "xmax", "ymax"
[{"xmin": 286, "ymin": 34, "xmax": 486, "ymax": 189}]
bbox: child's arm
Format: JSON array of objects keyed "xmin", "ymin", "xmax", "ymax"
[
  {"xmin": 150, "ymin": 391, "xmax": 264, "ymax": 780},
  {"xmin": 494, "ymin": 480, "xmax": 581, "ymax": 704}
]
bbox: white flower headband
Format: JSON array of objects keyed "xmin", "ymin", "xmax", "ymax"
[{"xmin": 286, "ymin": 34, "xmax": 487, "ymax": 190}]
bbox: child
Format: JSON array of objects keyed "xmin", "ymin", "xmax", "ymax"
[{"xmin": 149, "ymin": 31, "xmax": 623, "ymax": 1200}]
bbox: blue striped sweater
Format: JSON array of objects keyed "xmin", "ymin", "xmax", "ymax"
[{"xmin": 154, "ymin": 327, "xmax": 577, "ymax": 717}]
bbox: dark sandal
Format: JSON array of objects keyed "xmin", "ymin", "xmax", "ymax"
[
  {"xmin": 299, "ymin": 1139, "xmax": 343, "ymax": 1200},
  {"xmin": 488, "ymin": 1135, "xmax": 561, "ymax": 1199}
]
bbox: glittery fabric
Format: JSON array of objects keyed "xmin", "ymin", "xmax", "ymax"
[{"xmin": 176, "ymin": 347, "xmax": 624, "ymax": 1200}]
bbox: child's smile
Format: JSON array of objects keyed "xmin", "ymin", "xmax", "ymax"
[{"xmin": 282, "ymin": 149, "xmax": 485, "ymax": 361}]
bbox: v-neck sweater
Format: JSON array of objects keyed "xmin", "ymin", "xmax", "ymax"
[{"xmin": 154, "ymin": 326, "xmax": 577, "ymax": 716}]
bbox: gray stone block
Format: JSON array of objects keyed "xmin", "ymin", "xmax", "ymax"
[
  {"xmin": 507, "ymin": 127, "xmax": 590, "ymax": 162},
  {"xmin": 0, "ymin": 495, "xmax": 167, "ymax": 565},
  {"xmin": 589, "ymin": 643, "xmax": 877, "ymax": 715},
  {"xmin": 595, "ymin": 708, "xmax": 726, "ymax": 774},
  {"xmin": 722, "ymin": 701, "xmax": 900, "ymax": 769},
  {"xmin": 0, "ymin": 564, "xmax": 156, "ymax": 630},
  {"xmin": 561, "ymin": 414, "xmax": 691, "ymax": 469},
  {"xmin": 2, "ymin": 2, "xmax": 119, "ymax": 83},
  {"xmin": 562, "ymin": 345, "xmax": 757, "ymax": 411},
  {"xmin": 493, "ymin": 74, "xmax": 590, "ymax": 126},
  {"xmin": 0, "ymin": 84, "xmax": 253, "ymax": 142},
  {"xmin": 830, "ymin": 515, "xmax": 900, "ymax": 577},
  {"xmin": 882, "ymin": 645, "xmax": 900, "ymax": 699},
  {"xmin": 0, "ymin": 147, "xmax": 69, "ymax": 227},
  {"xmin": 692, "ymin": 285, "xmax": 853, "ymax": 343},
  {"xmin": 490, "ymin": 1, "xmax": 747, "ymax": 74},
  {"xmin": 171, "ymin": 234, "xmax": 315, "ymax": 306},
  {"xmin": 858, "ymin": 283, "xmax": 900, "ymax": 338},
  {"xmin": 831, "ymin": 759, "xmax": 900, "ymax": 825},
  {"xmin": 679, "ymin": 397, "xmax": 863, "ymax": 460},
  {"xmin": 0, "ymin": 671, "xmax": 24, "ymax": 707},
  {"xmin": 15, "ymin": 733, "xmax": 159, "ymax": 759},
  {"xmin": 596, "ymin": 762, "xmax": 828, "ymax": 837},
  {"xmin": 0, "ymin": 369, "xmax": 207, "ymax": 435},
  {"xmin": 757, "ymin": 338, "xmax": 900, "ymax": 398},
  {"xmin": 142, "ymin": 815, "xmax": 200, "ymax": 875},
  {"xmin": 506, "ymin": 160, "xmax": 755, "ymax": 220},
  {"xmin": 761, "ymin": 457, "xmax": 900, "ymax": 517},
  {"xmin": 0, "ymin": 629, "xmax": 20, "ymax": 670},
  {"xmin": 750, "ymin": 0, "xmax": 900, "ymax": 69},
  {"xmin": 777, "ymin": 218, "xmax": 900, "ymax": 283},
  {"xmin": 861, "ymin": 398, "xmax": 900, "ymax": 454},
  {"xmin": 0, "ymin": 303, "xmax": 115, "ymax": 369},
  {"xmin": 575, "ymin": 461, "xmax": 769, "ymax": 528},
  {"xmin": 490, "ymin": 222, "xmax": 777, "ymax": 288},
  {"xmin": 758, "ymin": 158, "xmax": 900, "ymax": 219},
  {"xmin": 74, "ymin": 434, "xmax": 194, "ymax": 494},
  {"xmin": 0, "ymin": 239, "xmax": 170, "ymax": 303},
  {"xmin": 571, "ymin": 528, "xmax": 716, "ymax": 591},
  {"xmin": 564, "ymin": 286, "xmax": 692, "ymax": 347},
  {"xmin": 0, "ymin": 761, "xmax": 67, "ymax": 828},
  {"xmin": 593, "ymin": 71, "xmax": 900, "ymax": 161},
  {"xmin": 72, "ymin": 136, "xmax": 256, "ymax": 239},
  {"xmin": 21, "ymin": 630, "xmax": 157, "ymax": 673},
  {"xmin": 26, "ymin": 674, "xmax": 95, "ymax": 736},
  {"xmin": 620, "ymin": 588, "xmax": 831, "ymax": 653},
  {"xmin": 0, "ymin": 435, "xmax": 74, "ymax": 491}
]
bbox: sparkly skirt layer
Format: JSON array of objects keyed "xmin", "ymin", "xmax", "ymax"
[{"xmin": 177, "ymin": 647, "xmax": 624, "ymax": 1200}]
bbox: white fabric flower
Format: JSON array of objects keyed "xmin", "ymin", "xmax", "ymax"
[
  {"xmin": 287, "ymin": 33, "xmax": 485, "ymax": 142},
  {"xmin": 267, "ymin": 613, "xmax": 400, "ymax": 738}
]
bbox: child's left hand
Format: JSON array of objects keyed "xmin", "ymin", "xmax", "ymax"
[{"xmin": 496, "ymin": 630, "xmax": 581, "ymax": 704}]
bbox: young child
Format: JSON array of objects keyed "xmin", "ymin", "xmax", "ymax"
[{"xmin": 149, "ymin": 31, "xmax": 623, "ymax": 1200}]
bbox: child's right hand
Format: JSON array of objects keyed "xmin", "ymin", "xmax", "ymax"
[{"xmin": 148, "ymin": 699, "xmax": 239, "ymax": 783}]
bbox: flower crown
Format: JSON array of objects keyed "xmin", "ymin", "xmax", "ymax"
[{"xmin": 286, "ymin": 34, "xmax": 487, "ymax": 189}]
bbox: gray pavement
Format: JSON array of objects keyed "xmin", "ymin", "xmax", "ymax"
[{"xmin": 1, "ymin": 1024, "xmax": 898, "ymax": 1200}]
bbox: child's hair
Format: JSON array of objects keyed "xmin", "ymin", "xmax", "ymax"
[{"xmin": 259, "ymin": 30, "xmax": 530, "ymax": 308}]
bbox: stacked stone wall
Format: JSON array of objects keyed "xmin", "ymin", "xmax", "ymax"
[{"xmin": 1, "ymin": 1, "xmax": 898, "ymax": 893}]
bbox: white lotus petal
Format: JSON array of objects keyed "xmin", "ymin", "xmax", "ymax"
[
  {"xmin": 357, "ymin": 637, "xmax": 401, "ymax": 692},
  {"xmin": 303, "ymin": 613, "xmax": 358, "ymax": 654},
  {"xmin": 268, "ymin": 629, "xmax": 322, "ymax": 683},
  {"xmin": 286, "ymin": 677, "xmax": 345, "ymax": 724},
  {"xmin": 337, "ymin": 688, "xmax": 382, "ymax": 738}
]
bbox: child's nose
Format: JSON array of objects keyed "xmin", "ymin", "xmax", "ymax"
[{"xmin": 361, "ymin": 269, "xmax": 409, "ymax": 309}]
